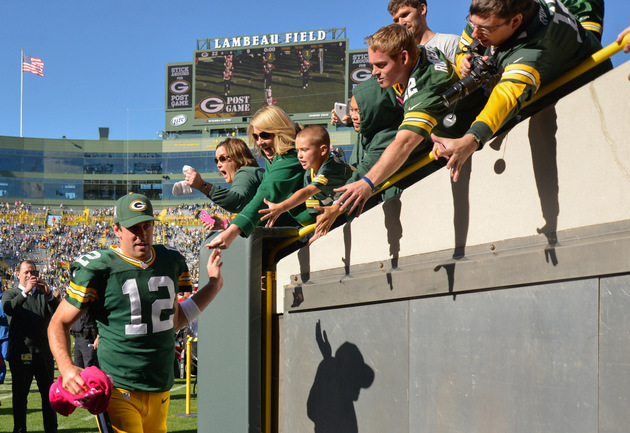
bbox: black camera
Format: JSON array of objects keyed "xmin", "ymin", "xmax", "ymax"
[{"xmin": 441, "ymin": 45, "xmax": 501, "ymax": 107}]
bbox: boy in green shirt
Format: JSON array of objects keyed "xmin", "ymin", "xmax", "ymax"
[{"xmin": 259, "ymin": 125, "xmax": 352, "ymax": 228}]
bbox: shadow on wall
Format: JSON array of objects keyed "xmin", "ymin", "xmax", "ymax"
[
  {"xmin": 433, "ymin": 104, "xmax": 561, "ymax": 294},
  {"xmin": 528, "ymin": 104, "xmax": 559, "ymax": 266},
  {"xmin": 307, "ymin": 320, "xmax": 374, "ymax": 433}
]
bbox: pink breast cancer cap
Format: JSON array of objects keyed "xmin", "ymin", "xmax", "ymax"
[{"xmin": 49, "ymin": 366, "xmax": 113, "ymax": 416}]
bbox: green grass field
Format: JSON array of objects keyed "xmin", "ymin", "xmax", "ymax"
[{"xmin": 0, "ymin": 367, "xmax": 199, "ymax": 432}]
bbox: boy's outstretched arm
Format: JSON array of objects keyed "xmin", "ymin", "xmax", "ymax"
[{"xmin": 259, "ymin": 185, "xmax": 321, "ymax": 228}]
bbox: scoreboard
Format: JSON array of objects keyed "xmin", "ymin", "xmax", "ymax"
[
  {"xmin": 165, "ymin": 28, "xmax": 372, "ymax": 133},
  {"xmin": 194, "ymin": 40, "xmax": 346, "ymax": 118}
]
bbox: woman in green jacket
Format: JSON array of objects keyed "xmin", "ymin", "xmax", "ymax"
[
  {"xmin": 185, "ymin": 138, "xmax": 264, "ymax": 214},
  {"xmin": 208, "ymin": 105, "xmax": 308, "ymax": 249}
]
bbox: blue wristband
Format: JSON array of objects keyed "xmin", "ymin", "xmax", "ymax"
[{"xmin": 361, "ymin": 176, "xmax": 375, "ymax": 190}]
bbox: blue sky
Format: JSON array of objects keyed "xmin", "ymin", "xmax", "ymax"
[{"xmin": 0, "ymin": 0, "xmax": 627, "ymax": 141}]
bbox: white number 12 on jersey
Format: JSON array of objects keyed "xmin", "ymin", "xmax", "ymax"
[{"xmin": 122, "ymin": 276, "xmax": 176, "ymax": 335}]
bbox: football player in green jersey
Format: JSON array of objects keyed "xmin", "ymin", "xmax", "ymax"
[
  {"xmin": 432, "ymin": 0, "xmax": 609, "ymax": 182},
  {"xmin": 48, "ymin": 193, "xmax": 224, "ymax": 433}
]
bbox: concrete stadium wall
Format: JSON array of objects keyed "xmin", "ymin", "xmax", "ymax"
[
  {"xmin": 280, "ymin": 272, "xmax": 630, "ymax": 433},
  {"xmin": 276, "ymin": 60, "xmax": 630, "ymax": 432}
]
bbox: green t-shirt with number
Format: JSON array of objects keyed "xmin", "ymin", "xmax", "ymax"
[
  {"xmin": 67, "ymin": 245, "xmax": 192, "ymax": 392},
  {"xmin": 304, "ymin": 155, "xmax": 353, "ymax": 216},
  {"xmin": 393, "ymin": 45, "xmax": 459, "ymax": 144},
  {"xmin": 393, "ymin": 45, "xmax": 484, "ymax": 144}
]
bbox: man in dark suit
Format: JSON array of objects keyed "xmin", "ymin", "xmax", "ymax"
[{"xmin": 3, "ymin": 260, "xmax": 59, "ymax": 433}]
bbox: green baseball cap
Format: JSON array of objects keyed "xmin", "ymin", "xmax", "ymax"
[{"xmin": 113, "ymin": 193, "xmax": 160, "ymax": 228}]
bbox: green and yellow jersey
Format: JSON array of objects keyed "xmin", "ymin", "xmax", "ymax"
[
  {"xmin": 455, "ymin": 0, "xmax": 606, "ymax": 145},
  {"xmin": 67, "ymin": 245, "xmax": 192, "ymax": 392},
  {"xmin": 304, "ymin": 155, "xmax": 353, "ymax": 215},
  {"xmin": 393, "ymin": 46, "xmax": 459, "ymax": 142},
  {"xmin": 394, "ymin": 46, "xmax": 485, "ymax": 143}
]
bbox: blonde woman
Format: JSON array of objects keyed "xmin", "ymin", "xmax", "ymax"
[{"xmin": 208, "ymin": 105, "xmax": 309, "ymax": 249}]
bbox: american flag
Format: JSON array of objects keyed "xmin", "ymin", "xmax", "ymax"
[{"xmin": 22, "ymin": 53, "xmax": 44, "ymax": 77}]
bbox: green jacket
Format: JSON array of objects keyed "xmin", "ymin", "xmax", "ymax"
[
  {"xmin": 207, "ymin": 166, "xmax": 265, "ymax": 213},
  {"xmin": 231, "ymin": 149, "xmax": 309, "ymax": 236},
  {"xmin": 348, "ymin": 76, "xmax": 403, "ymax": 185}
]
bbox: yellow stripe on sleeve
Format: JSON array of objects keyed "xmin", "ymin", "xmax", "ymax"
[
  {"xmin": 401, "ymin": 111, "xmax": 438, "ymax": 135},
  {"xmin": 474, "ymin": 80, "xmax": 527, "ymax": 134},
  {"xmin": 67, "ymin": 281, "xmax": 98, "ymax": 304},
  {"xmin": 179, "ymin": 271, "xmax": 193, "ymax": 289},
  {"xmin": 455, "ymin": 31, "xmax": 474, "ymax": 78},
  {"xmin": 502, "ymin": 63, "xmax": 541, "ymax": 89},
  {"xmin": 312, "ymin": 175, "xmax": 329, "ymax": 186},
  {"xmin": 580, "ymin": 21, "xmax": 602, "ymax": 34}
]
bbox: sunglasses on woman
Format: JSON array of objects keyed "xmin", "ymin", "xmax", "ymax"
[
  {"xmin": 252, "ymin": 131, "xmax": 273, "ymax": 141},
  {"xmin": 214, "ymin": 155, "xmax": 230, "ymax": 164}
]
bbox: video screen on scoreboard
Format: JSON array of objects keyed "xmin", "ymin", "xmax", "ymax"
[{"xmin": 194, "ymin": 40, "xmax": 347, "ymax": 118}]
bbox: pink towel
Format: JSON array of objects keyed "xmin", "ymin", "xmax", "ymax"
[{"xmin": 49, "ymin": 366, "xmax": 113, "ymax": 416}]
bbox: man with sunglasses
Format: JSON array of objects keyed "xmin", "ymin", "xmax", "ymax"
[{"xmin": 431, "ymin": 0, "xmax": 610, "ymax": 182}]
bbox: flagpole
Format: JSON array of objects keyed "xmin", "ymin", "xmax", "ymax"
[{"xmin": 20, "ymin": 48, "xmax": 23, "ymax": 138}]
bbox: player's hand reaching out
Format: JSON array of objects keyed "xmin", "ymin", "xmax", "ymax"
[{"xmin": 206, "ymin": 248, "xmax": 223, "ymax": 286}]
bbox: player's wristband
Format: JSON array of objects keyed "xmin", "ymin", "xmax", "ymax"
[
  {"xmin": 361, "ymin": 176, "xmax": 375, "ymax": 190},
  {"xmin": 180, "ymin": 297, "xmax": 202, "ymax": 324}
]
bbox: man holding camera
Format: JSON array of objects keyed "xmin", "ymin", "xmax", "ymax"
[
  {"xmin": 431, "ymin": 0, "xmax": 609, "ymax": 182},
  {"xmin": 3, "ymin": 260, "xmax": 59, "ymax": 433}
]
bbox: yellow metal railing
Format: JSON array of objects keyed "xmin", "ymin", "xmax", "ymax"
[
  {"xmin": 263, "ymin": 271, "xmax": 275, "ymax": 433},
  {"xmin": 185, "ymin": 336, "xmax": 197, "ymax": 415}
]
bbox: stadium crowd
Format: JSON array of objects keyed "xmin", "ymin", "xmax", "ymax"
[{"xmin": 0, "ymin": 204, "xmax": 210, "ymax": 295}]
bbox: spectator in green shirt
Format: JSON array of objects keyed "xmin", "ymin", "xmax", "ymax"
[{"xmin": 208, "ymin": 105, "xmax": 309, "ymax": 249}]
